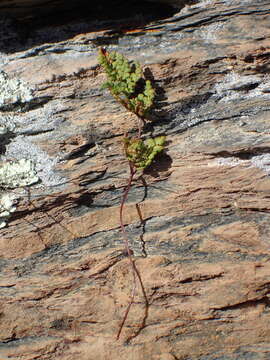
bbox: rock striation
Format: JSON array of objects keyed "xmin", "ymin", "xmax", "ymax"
[{"xmin": 0, "ymin": 0, "xmax": 270, "ymax": 359}]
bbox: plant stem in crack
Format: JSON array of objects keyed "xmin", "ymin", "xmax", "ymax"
[{"xmin": 117, "ymin": 162, "xmax": 148, "ymax": 340}]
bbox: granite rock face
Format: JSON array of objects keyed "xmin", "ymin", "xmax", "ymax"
[{"xmin": 1, "ymin": 0, "xmax": 270, "ymax": 359}]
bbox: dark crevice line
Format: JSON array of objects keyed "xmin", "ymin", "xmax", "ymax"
[
  {"xmin": 170, "ymin": 8, "xmax": 270, "ymax": 32},
  {"xmin": 179, "ymin": 272, "xmax": 224, "ymax": 284},
  {"xmin": 212, "ymin": 296, "xmax": 270, "ymax": 312},
  {"xmin": 211, "ymin": 147, "xmax": 270, "ymax": 160}
]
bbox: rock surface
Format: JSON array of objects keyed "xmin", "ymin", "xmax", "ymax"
[{"xmin": 1, "ymin": 0, "xmax": 270, "ymax": 359}]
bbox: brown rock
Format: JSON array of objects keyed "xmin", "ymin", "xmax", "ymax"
[{"xmin": 1, "ymin": 0, "xmax": 270, "ymax": 359}]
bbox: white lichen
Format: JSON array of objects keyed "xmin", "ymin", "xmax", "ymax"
[
  {"xmin": 0, "ymin": 70, "xmax": 65, "ymax": 228},
  {"xmin": 6, "ymin": 137, "xmax": 63, "ymax": 187},
  {"xmin": 0, "ymin": 192, "xmax": 16, "ymax": 229},
  {"xmin": 196, "ymin": 22, "xmax": 224, "ymax": 42},
  {"xmin": 214, "ymin": 72, "xmax": 270, "ymax": 102},
  {"xmin": 0, "ymin": 159, "xmax": 39, "ymax": 228},
  {"xmin": 0, "ymin": 158, "xmax": 39, "ymax": 189},
  {"xmin": 215, "ymin": 153, "xmax": 270, "ymax": 175},
  {"xmin": 250, "ymin": 153, "xmax": 270, "ymax": 175},
  {"xmin": 181, "ymin": 0, "xmax": 213, "ymax": 13},
  {"xmin": 0, "ymin": 70, "xmax": 34, "ymax": 109},
  {"xmin": 0, "ymin": 113, "xmax": 16, "ymax": 136}
]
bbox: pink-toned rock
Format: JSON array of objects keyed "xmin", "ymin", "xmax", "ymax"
[{"xmin": 1, "ymin": 0, "xmax": 270, "ymax": 359}]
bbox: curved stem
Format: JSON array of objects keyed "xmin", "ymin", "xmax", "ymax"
[
  {"xmin": 117, "ymin": 163, "xmax": 148, "ymax": 340},
  {"xmin": 117, "ymin": 163, "xmax": 136, "ymax": 339},
  {"xmin": 119, "ymin": 163, "xmax": 136, "ymax": 259}
]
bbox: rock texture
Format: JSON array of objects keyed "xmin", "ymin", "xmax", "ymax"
[{"xmin": 1, "ymin": 0, "xmax": 270, "ymax": 359}]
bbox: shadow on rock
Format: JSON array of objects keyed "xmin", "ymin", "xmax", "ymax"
[{"xmin": 0, "ymin": 0, "xmax": 179, "ymax": 54}]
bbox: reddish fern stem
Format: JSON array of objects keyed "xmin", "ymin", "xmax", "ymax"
[
  {"xmin": 119, "ymin": 163, "xmax": 136, "ymax": 259},
  {"xmin": 117, "ymin": 163, "xmax": 148, "ymax": 340}
]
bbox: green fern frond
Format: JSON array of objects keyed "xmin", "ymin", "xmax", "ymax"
[
  {"xmin": 123, "ymin": 136, "xmax": 166, "ymax": 171},
  {"xmin": 98, "ymin": 48, "xmax": 155, "ymax": 118}
]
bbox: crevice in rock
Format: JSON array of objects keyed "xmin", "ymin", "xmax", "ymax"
[
  {"xmin": 63, "ymin": 142, "xmax": 96, "ymax": 161},
  {"xmin": 211, "ymin": 147, "xmax": 270, "ymax": 160},
  {"xmin": 0, "ymin": 335, "xmax": 56, "ymax": 347},
  {"xmin": 0, "ymin": 0, "xmax": 180, "ymax": 54},
  {"xmin": 213, "ymin": 295, "xmax": 270, "ymax": 312},
  {"xmin": 50, "ymin": 317, "xmax": 74, "ymax": 331},
  {"xmin": 0, "ymin": 95, "xmax": 53, "ymax": 113},
  {"xmin": 180, "ymin": 272, "xmax": 224, "ymax": 283},
  {"xmin": 0, "ymin": 130, "xmax": 15, "ymax": 155}
]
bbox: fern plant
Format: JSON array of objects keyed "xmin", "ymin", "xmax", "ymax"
[
  {"xmin": 98, "ymin": 48, "xmax": 155, "ymax": 119},
  {"xmin": 99, "ymin": 48, "xmax": 166, "ymax": 340}
]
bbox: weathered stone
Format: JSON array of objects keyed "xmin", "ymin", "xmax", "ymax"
[{"xmin": 1, "ymin": 0, "xmax": 270, "ymax": 359}]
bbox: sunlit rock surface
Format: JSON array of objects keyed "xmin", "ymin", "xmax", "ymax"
[{"xmin": 1, "ymin": 0, "xmax": 270, "ymax": 359}]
